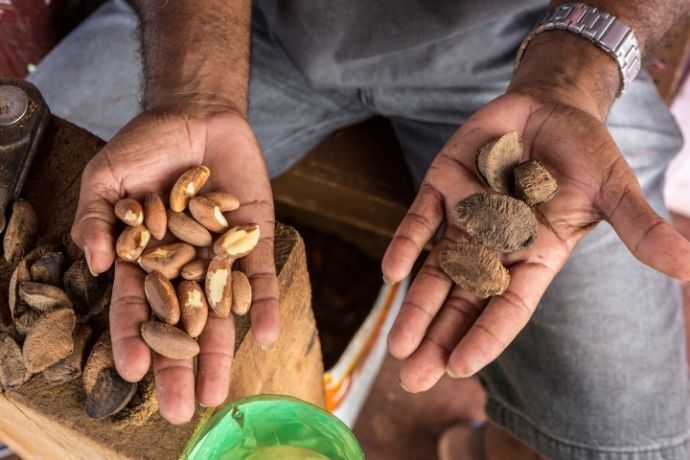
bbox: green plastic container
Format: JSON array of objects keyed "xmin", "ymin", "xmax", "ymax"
[{"xmin": 183, "ymin": 395, "xmax": 365, "ymax": 460}]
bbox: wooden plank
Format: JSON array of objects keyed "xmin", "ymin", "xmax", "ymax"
[{"xmin": 0, "ymin": 118, "xmax": 323, "ymax": 459}]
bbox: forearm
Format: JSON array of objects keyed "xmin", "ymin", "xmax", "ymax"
[
  {"xmin": 510, "ymin": 1, "xmax": 690, "ymax": 120},
  {"xmin": 134, "ymin": 0, "xmax": 251, "ymax": 115}
]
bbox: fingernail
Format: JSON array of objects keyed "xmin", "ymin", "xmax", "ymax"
[
  {"xmin": 260, "ymin": 343, "xmax": 275, "ymax": 351},
  {"xmin": 383, "ymin": 275, "xmax": 393, "ymax": 285},
  {"xmin": 84, "ymin": 246, "xmax": 99, "ymax": 277},
  {"xmin": 399, "ymin": 379, "xmax": 412, "ymax": 392},
  {"xmin": 446, "ymin": 367, "xmax": 460, "ymax": 379}
]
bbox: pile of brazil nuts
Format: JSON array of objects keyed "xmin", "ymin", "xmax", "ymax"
[
  {"xmin": 114, "ymin": 165, "xmax": 258, "ymax": 361},
  {"xmin": 438, "ymin": 131, "xmax": 559, "ymax": 298}
]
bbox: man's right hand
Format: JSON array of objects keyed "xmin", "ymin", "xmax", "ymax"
[{"xmin": 71, "ymin": 109, "xmax": 280, "ymax": 424}]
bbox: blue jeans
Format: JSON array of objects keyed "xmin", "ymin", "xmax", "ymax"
[{"xmin": 28, "ymin": 1, "xmax": 688, "ymax": 458}]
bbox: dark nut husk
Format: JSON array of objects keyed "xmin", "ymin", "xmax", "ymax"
[
  {"xmin": 437, "ymin": 241, "xmax": 510, "ymax": 299},
  {"xmin": 475, "ymin": 131, "xmax": 523, "ymax": 194},
  {"xmin": 42, "ymin": 325, "xmax": 93, "ymax": 386},
  {"xmin": 513, "ymin": 159, "xmax": 559, "ymax": 207},
  {"xmin": 19, "ymin": 282, "xmax": 73, "ymax": 312},
  {"xmin": 3, "ymin": 200, "xmax": 38, "ymax": 263},
  {"xmin": 30, "ymin": 251, "xmax": 65, "ymax": 286},
  {"xmin": 0, "ymin": 334, "xmax": 30, "ymax": 389},
  {"xmin": 85, "ymin": 368, "xmax": 137, "ymax": 419},
  {"xmin": 22, "ymin": 308, "xmax": 76, "ymax": 373}
]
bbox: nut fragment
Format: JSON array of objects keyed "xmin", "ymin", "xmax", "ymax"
[
  {"xmin": 231, "ymin": 271, "xmax": 252, "ymax": 315},
  {"xmin": 14, "ymin": 308, "xmax": 44, "ymax": 336},
  {"xmin": 452, "ymin": 193, "xmax": 537, "ymax": 253},
  {"xmin": 144, "ymin": 271, "xmax": 180, "ymax": 325},
  {"xmin": 513, "ymin": 159, "xmax": 559, "ymax": 207},
  {"xmin": 202, "ymin": 191, "xmax": 240, "ymax": 212},
  {"xmin": 114, "ymin": 198, "xmax": 144, "ymax": 226},
  {"xmin": 181, "ymin": 259, "xmax": 210, "ymax": 281},
  {"xmin": 178, "ymin": 280, "xmax": 209, "ymax": 338},
  {"xmin": 85, "ymin": 368, "xmax": 137, "ymax": 419},
  {"xmin": 0, "ymin": 334, "xmax": 30, "ymax": 389},
  {"xmin": 43, "ymin": 325, "xmax": 92, "ymax": 386},
  {"xmin": 475, "ymin": 131, "xmax": 523, "ymax": 194},
  {"xmin": 116, "ymin": 225, "xmax": 151, "ymax": 261},
  {"xmin": 141, "ymin": 321, "xmax": 200, "ymax": 359},
  {"xmin": 143, "ymin": 192, "xmax": 167, "ymax": 240},
  {"xmin": 438, "ymin": 241, "xmax": 510, "ymax": 299},
  {"xmin": 189, "ymin": 196, "xmax": 229, "ymax": 232},
  {"xmin": 169, "ymin": 165, "xmax": 210, "ymax": 212},
  {"xmin": 167, "ymin": 209, "xmax": 213, "ymax": 247},
  {"xmin": 213, "ymin": 224, "xmax": 260, "ymax": 257},
  {"xmin": 205, "ymin": 256, "xmax": 233, "ymax": 318},
  {"xmin": 3, "ymin": 200, "xmax": 38, "ymax": 263},
  {"xmin": 30, "ymin": 251, "xmax": 65, "ymax": 286},
  {"xmin": 83, "ymin": 331, "xmax": 115, "ymax": 394},
  {"xmin": 139, "ymin": 242, "xmax": 196, "ymax": 279},
  {"xmin": 63, "ymin": 259, "xmax": 111, "ymax": 317},
  {"xmin": 23, "ymin": 308, "xmax": 76, "ymax": 373},
  {"xmin": 9, "ymin": 259, "xmax": 31, "ymax": 319},
  {"xmin": 19, "ymin": 282, "xmax": 73, "ymax": 312}
]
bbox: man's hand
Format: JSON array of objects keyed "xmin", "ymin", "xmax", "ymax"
[
  {"xmin": 382, "ymin": 89, "xmax": 690, "ymax": 392},
  {"xmin": 71, "ymin": 109, "xmax": 279, "ymax": 423}
]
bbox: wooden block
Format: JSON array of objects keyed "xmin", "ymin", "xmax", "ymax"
[{"xmin": 0, "ymin": 117, "xmax": 324, "ymax": 459}]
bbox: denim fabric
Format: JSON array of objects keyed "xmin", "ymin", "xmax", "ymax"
[{"xmin": 27, "ymin": 1, "xmax": 688, "ymax": 458}]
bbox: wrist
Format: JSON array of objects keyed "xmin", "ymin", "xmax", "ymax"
[{"xmin": 509, "ymin": 30, "xmax": 620, "ymax": 121}]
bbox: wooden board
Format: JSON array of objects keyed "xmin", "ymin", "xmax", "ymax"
[{"xmin": 0, "ymin": 117, "xmax": 324, "ymax": 459}]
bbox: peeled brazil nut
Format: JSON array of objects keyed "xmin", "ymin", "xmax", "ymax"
[
  {"xmin": 167, "ymin": 209, "xmax": 213, "ymax": 247},
  {"xmin": 23, "ymin": 308, "xmax": 76, "ymax": 373},
  {"xmin": 213, "ymin": 224, "xmax": 260, "ymax": 257},
  {"xmin": 141, "ymin": 321, "xmax": 200, "ymax": 360},
  {"xmin": 19, "ymin": 282, "xmax": 73, "ymax": 312},
  {"xmin": 231, "ymin": 270, "xmax": 252, "ymax": 315},
  {"xmin": 181, "ymin": 259, "xmax": 210, "ymax": 281},
  {"xmin": 143, "ymin": 192, "xmax": 167, "ymax": 240},
  {"xmin": 437, "ymin": 241, "xmax": 510, "ymax": 299},
  {"xmin": 144, "ymin": 271, "xmax": 180, "ymax": 325},
  {"xmin": 452, "ymin": 193, "xmax": 537, "ymax": 253},
  {"xmin": 139, "ymin": 242, "xmax": 196, "ymax": 279},
  {"xmin": 3, "ymin": 200, "xmax": 38, "ymax": 263},
  {"xmin": 189, "ymin": 196, "xmax": 229, "ymax": 232},
  {"xmin": 178, "ymin": 280, "xmax": 209, "ymax": 338},
  {"xmin": 205, "ymin": 256, "xmax": 233, "ymax": 318},
  {"xmin": 114, "ymin": 198, "xmax": 144, "ymax": 227},
  {"xmin": 169, "ymin": 165, "xmax": 210, "ymax": 212},
  {"xmin": 202, "ymin": 191, "xmax": 240, "ymax": 212},
  {"xmin": 116, "ymin": 225, "xmax": 151, "ymax": 261}
]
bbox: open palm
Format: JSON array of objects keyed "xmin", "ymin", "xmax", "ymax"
[
  {"xmin": 382, "ymin": 92, "xmax": 690, "ymax": 391},
  {"xmin": 72, "ymin": 110, "xmax": 279, "ymax": 423}
]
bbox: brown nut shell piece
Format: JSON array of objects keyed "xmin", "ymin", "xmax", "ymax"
[
  {"xmin": 452, "ymin": 193, "xmax": 537, "ymax": 253},
  {"xmin": 144, "ymin": 271, "xmax": 180, "ymax": 325},
  {"xmin": 139, "ymin": 242, "xmax": 196, "ymax": 279},
  {"xmin": 178, "ymin": 280, "xmax": 209, "ymax": 338},
  {"xmin": 116, "ymin": 225, "xmax": 151, "ymax": 261},
  {"xmin": 437, "ymin": 241, "xmax": 510, "ymax": 299},
  {"xmin": 189, "ymin": 196, "xmax": 229, "ymax": 233},
  {"xmin": 83, "ymin": 331, "xmax": 115, "ymax": 394},
  {"xmin": 167, "ymin": 209, "xmax": 213, "ymax": 247},
  {"xmin": 19, "ymin": 282, "xmax": 73, "ymax": 312},
  {"xmin": 202, "ymin": 191, "xmax": 240, "ymax": 212},
  {"xmin": 143, "ymin": 192, "xmax": 167, "ymax": 240},
  {"xmin": 30, "ymin": 251, "xmax": 65, "ymax": 286},
  {"xmin": 181, "ymin": 259, "xmax": 210, "ymax": 281},
  {"xmin": 23, "ymin": 308, "xmax": 76, "ymax": 373},
  {"xmin": 475, "ymin": 131, "xmax": 524, "ymax": 194},
  {"xmin": 513, "ymin": 159, "xmax": 559, "ymax": 207},
  {"xmin": 63, "ymin": 259, "xmax": 111, "ymax": 317},
  {"xmin": 114, "ymin": 198, "xmax": 144, "ymax": 227},
  {"xmin": 0, "ymin": 334, "xmax": 30, "ymax": 389},
  {"xmin": 15, "ymin": 308, "xmax": 45, "ymax": 336},
  {"xmin": 3, "ymin": 200, "xmax": 38, "ymax": 263},
  {"xmin": 42, "ymin": 325, "xmax": 93, "ymax": 386},
  {"xmin": 9, "ymin": 259, "xmax": 31, "ymax": 319},
  {"xmin": 213, "ymin": 224, "xmax": 260, "ymax": 257},
  {"xmin": 141, "ymin": 321, "xmax": 200, "ymax": 360},
  {"xmin": 231, "ymin": 271, "xmax": 252, "ymax": 315},
  {"xmin": 85, "ymin": 367, "xmax": 137, "ymax": 419},
  {"xmin": 205, "ymin": 256, "xmax": 233, "ymax": 318},
  {"xmin": 169, "ymin": 165, "xmax": 211, "ymax": 212}
]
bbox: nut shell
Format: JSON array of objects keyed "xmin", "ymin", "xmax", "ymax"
[
  {"xmin": 139, "ymin": 242, "xmax": 196, "ymax": 279},
  {"xmin": 513, "ymin": 159, "xmax": 559, "ymax": 207},
  {"xmin": 85, "ymin": 368, "xmax": 137, "ymax": 419},
  {"xmin": 475, "ymin": 131, "xmax": 523, "ymax": 194},
  {"xmin": 141, "ymin": 321, "xmax": 200, "ymax": 359},
  {"xmin": 452, "ymin": 193, "xmax": 537, "ymax": 253},
  {"xmin": 144, "ymin": 271, "xmax": 180, "ymax": 325},
  {"xmin": 167, "ymin": 209, "xmax": 213, "ymax": 247},
  {"xmin": 22, "ymin": 308, "xmax": 76, "ymax": 373},
  {"xmin": 0, "ymin": 334, "xmax": 30, "ymax": 389},
  {"xmin": 437, "ymin": 241, "xmax": 510, "ymax": 299},
  {"xmin": 178, "ymin": 280, "xmax": 209, "ymax": 338},
  {"xmin": 29, "ymin": 251, "xmax": 65, "ymax": 286},
  {"xmin": 83, "ymin": 331, "xmax": 115, "ymax": 394},
  {"xmin": 3, "ymin": 200, "xmax": 38, "ymax": 263},
  {"xmin": 42, "ymin": 325, "xmax": 93, "ymax": 386},
  {"xmin": 19, "ymin": 282, "xmax": 73, "ymax": 312},
  {"xmin": 169, "ymin": 165, "xmax": 210, "ymax": 212},
  {"xmin": 231, "ymin": 271, "xmax": 252, "ymax": 315},
  {"xmin": 143, "ymin": 192, "xmax": 167, "ymax": 240}
]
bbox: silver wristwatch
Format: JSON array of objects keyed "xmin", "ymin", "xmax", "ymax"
[{"xmin": 515, "ymin": 3, "xmax": 641, "ymax": 96}]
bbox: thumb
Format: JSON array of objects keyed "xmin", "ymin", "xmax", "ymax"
[{"xmin": 600, "ymin": 175, "xmax": 690, "ymax": 281}]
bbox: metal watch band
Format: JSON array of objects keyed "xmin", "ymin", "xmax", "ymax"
[{"xmin": 515, "ymin": 2, "xmax": 641, "ymax": 96}]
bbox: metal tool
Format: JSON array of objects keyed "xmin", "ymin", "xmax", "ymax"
[{"xmin": 0, "ymin": 77, "xmax": 51, "ymax": 232}]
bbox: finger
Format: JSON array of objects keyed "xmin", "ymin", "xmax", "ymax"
[
  {"xmin": 600, "ymin": 177, "xmax": 690, "ymax": 281},
  {"xmin": 399, "ymin": 287, "xmax": 483, "ymax": 392},
  {"xmin": 446, "ymin": 261, "xmax": 554, "ymax": 378},
  {"xmin": 153, "ymin": 353, "xmax": 196, "ymax": 425},
  {"xmin": 110, "ymin": 260, "xmax": 151, "ymax": 382},
  {"xmin": 196, "ymin": 311, "xmax": 235, "ymax": 407},
  {"xmin": 72, "ymin": 163, "xmax": 120, "ymax": 275}
]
